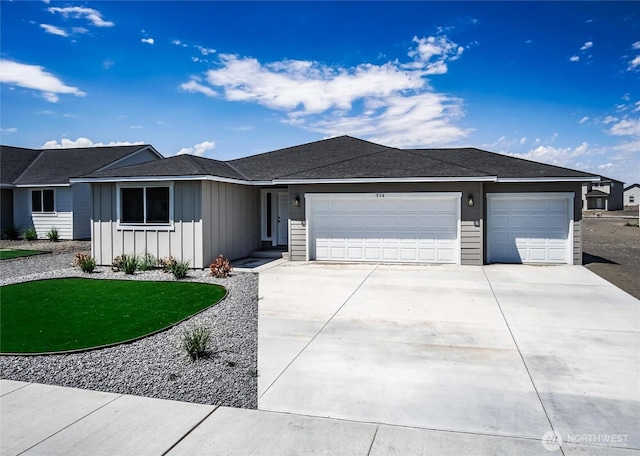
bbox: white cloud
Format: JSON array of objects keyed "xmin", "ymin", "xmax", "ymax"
[
  {"xmin": 141, "ymin": 38, "xmax": 154, "ymax": 45},
  {"xmin": 406, "ymin": 35, "xmax": 464, "ymax": 74},
  {"xmin": 608, "ymin": 117, "xmax": 640, "ymax": 136},
  {"xmin": 569, "ymin": 55, "xmax": 580, "ymax": 62},
  {"xmin": 627, "ymin": 55, "xmax": 640, "ymax": 71},
  {"xmin": 48, "ymin": 6, "xmax": 114, "ymax": 27},
  {"xmin": 1, "ymin": 127, "xmax": 17, "ymax": 134},
  {"xmin": 196, "ymin": 45, "xmax": 216, "ymax": 56},
  {"xmin": 130, "ymin": 125, "xmax": 143, "ymax": 130},
  {"xmin": 519, "ymin": 137, "xmax": 527, "ymax": 145},
  {"xmin": 632, "ymin": 41, "xmax": 640, "ymax": 50},
  {"xmin": 40, "ymin": 24, "xmax": 68, "ymax": 37},
  {"xmin": 181, "ymin": 34, "xmax": 470, "ymax": 147},
  {"xmin": 598, "ymin": 163, "xmax": 613, "ymax": 169},
  {"xmin": 579, "ymin": 116, "xmax": 589, "ymax": 124},
  {"xmin": 177, "ymin": 140, "xmax": 215, "ymax": 157},
  {"xmin": 510, "ymin": 142, "xmax": 591, "ymax": 167},
  {"xmin": 603, "ymin": 115, "xmax": 618, "ymax": 124},
  {"xmin": 180, "ymin": 79, "xmax": 217, "ymax": 97},
  {"xmin": 41, "ymin": 138, "xmax": 144, "ymax": 148},
  {"xmin": 0, "ymin": 59, "xmax": 85, "ymax": 102},
  {"xmin": 580, "ymin": 41, "xmax": 593, "ymax": 50}
]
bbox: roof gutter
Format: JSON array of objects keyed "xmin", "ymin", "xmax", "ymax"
[
  {"xmin": 70, "ymin": 175, "xmax": 272, "ymax": 186},
  {"xmin": 71, "ymin": 174, "xmax": 601, "ymax": 186},
  {"xmin": 496, "ymin": 176, "xmax": 600, "ymax": 183}
]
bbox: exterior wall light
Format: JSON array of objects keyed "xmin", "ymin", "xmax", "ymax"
[
  {"xmin": 467, "ymin": 194, "xmax": 475, "ymax": 207},
  {"xmin": 293, "ymin": 196, "xmax": 301, "ymax": 208}
]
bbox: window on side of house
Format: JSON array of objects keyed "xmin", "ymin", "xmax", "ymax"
[
  {"xmin": 630, "ymin": 195, "xmax": 635, "ymax": 203},
  {"xmin": 119, "ymin": 184, "xmax": 172, "ymax": 225},
  {"xmin": 32, "ymin": 189, "xmax": 55, "ymax": 213}
]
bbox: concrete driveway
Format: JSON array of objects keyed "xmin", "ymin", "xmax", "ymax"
[{"xmin": 258, "ymin": 263, "xmax": 639, "ymax": 452}]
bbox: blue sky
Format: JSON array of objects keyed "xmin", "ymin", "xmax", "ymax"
[{"xmin": 1, "ymin": 1, "xmax": 638, "ymax": 185}]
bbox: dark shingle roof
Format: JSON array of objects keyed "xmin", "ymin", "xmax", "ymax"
[
  {"xmin": 408, "ymin": 148, "xmax": 594, "ymax": 179},
  {"xmin": 624, "ymin": 183, "xmax": 639, "ymax": 191},
  {"xmin": 0, "ymin": 146, "xmax": 42, "ymax": 184},
  {"xmin": 78, "ymin": 135, "xmax": 599, "ymax": 183},
  {"xmin": 229, "ymin": 136, "xmax": 393, "ymax": 180},
  {"xmin": 585, "ymin": 190, "xmax": 610, "ymax": 197},
  {"xmin": 275, "ymin": 148, "xmax": 489, "ymax": 180},
  {"xmin": 0, "ymin": 144, "xmax": 157, "ymax": 185},
  {"xmin": 85, "ymin": 154, "xmax": 246, "ymax": 181}
]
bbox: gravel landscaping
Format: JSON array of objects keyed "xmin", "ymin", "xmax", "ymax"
[{"xmin": 0, "ymin": 249, "xmax": 258, "ymax": 409}]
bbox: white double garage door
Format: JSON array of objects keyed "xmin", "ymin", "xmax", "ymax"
[{"xmin": 305, "ymin": 192, "xmax": 573, "ymax": 264}]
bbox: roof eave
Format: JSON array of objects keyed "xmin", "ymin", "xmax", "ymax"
[
  {"xmin": 496, "ymin": 176, "xmax": 599, "ymax": 183},
  {"xmin": 274, "ymin": 176, "xmax": 498, "ymax": 185},
  {"xmin": 14, "ymin": 183, "xmax": 70, "ymax": 188},
  {"xmin": 70, "ymin": 175, "xmax": 272, "ymax": 186}
]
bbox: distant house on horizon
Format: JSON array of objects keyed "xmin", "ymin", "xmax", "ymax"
[
  {"xmin": 0, "ymin": 144, "xmax": 163, "ymax": 240},
  {"xmin": 581, "ymin": 176, "xmax": 624, "ymax": 211},
  {"xmin": 624, "ymin": 183, "xmax": 640, "ymax": 207}
]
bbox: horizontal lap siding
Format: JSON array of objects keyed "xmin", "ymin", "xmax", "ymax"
[
  {"xmin": 574, "ymin": 220, "xmax": 581, "ymax": 265},
  {"xmin": 461, "ymin": 220, "xmax": 482, "ymax": 265},
  {"xmin": 290, "ymin": 220, "xmax": 306, "ymax": 261},
  {"xmin": 16, "ymin": 187, "xmax": 74, "ymax": 240}
]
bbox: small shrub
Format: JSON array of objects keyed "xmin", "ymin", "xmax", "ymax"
[
  {"xmin": 111, "ymin": 255, "xmax": 124, "ymax": 272},
  {"xmin": 1, "ymin": 225, "xmax": 20, "ymax": 240},
  {"xmin": 209, "ymin": 254, "xmax": 232, "ymax": 278},
  {"xmin": 46, "ymin": 228, "xmax": 59, "ymax": 242},
  {"xmin": 23, "ymin": 227, "xmax": 37, "ymax": 241},
  {"xmin": 159, "ymin": 256, "xmax": 177, "ymax": 273},
  {"xmin": 74, "ymin": 252, "xmax": 96, "ymax": 273},
  {"xmin": 138, "ymin": 251, "xmax": 157, "ymax": 271},
  {"xmin": 121, "ymin": 254, "xmax": 138, "ymax": 275},
  {"xmin": 624, "ymin": 222, "xmax": 639, "ymax": 227},
  {"xmin": 170, "ymin": 259, "xmax": 190, "ymax": 279},
  {"xmin": 181, "ymin": 324, "xmax": 211, "ymax": 362}
]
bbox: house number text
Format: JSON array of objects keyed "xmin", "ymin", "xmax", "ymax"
[{"xmin": 376, "ymin": 193, "xmax": 385, "ymax": 198}]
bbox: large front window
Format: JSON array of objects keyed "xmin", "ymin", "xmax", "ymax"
[
  {"xmin": 119, "ymin": 185, "xmax": 171, "ymax": 225},
  {"xmin": 32, "ymin": 189, "xmax": 55, "ymax": 213}
]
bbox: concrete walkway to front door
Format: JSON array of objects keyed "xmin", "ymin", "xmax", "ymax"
[{"xmin": 258, "ymin": 263, "xmax": 640, "ymax": 452}]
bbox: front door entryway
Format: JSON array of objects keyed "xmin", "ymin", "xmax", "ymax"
[
  {"xmin": 277, "ymin": 192, "xmax": 289, "ymax": 246},
  {"xmin": 261, "ymin": 190, "xmax": 289, "ymax": 247}
]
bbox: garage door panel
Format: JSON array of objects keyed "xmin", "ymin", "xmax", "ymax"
[
  {"xmin": 309, "ymin": 194, "xmax": 460, "ymax": 264},
  {"xmin": 488, "ymin": 195, "xmax": 572, "ymax": 264}
]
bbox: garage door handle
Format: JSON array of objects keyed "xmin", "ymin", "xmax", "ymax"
[{"xmin": 278, "ymin": 217, "xmax": 281, "ymax": 223}]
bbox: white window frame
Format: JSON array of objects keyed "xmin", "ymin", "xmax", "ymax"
[
  {"xmin": 116, "ymin": 182, "xmax": 174, "ymax": 230},
  {"xmin": 31, "ymin": 188, "xmax": 56, "ymax": 214}
]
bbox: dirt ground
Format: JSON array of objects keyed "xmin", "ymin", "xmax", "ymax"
[{"xmin": 582, "ymin": 213, "xmax": 640, "ymax": 300}]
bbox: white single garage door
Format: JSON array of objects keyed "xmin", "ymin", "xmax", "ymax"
[
  {"xmin": 306, "ymin": 193, "xmax": 460, "ymax": 263},
  {"xmin": 487, "ymin": 193, "xmax": 574, "ymax": 264}
]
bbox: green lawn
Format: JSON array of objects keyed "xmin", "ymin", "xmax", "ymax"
[
  {"xmin": 0, "ymin": 249, "xmax": 45, "ymax": 260},
  {"xmin": 0, "ymin": 278, "xmax": 226, "ymax": 354}
]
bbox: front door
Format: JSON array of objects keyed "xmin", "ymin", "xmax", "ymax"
[{"xmin": 277, "ymin": 192, "xmax": 289, "ymax": 246}]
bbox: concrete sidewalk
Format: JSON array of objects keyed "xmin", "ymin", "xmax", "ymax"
[
  {"xmin": 2, "ymin": 379, "xmax": 609, "ymax": 455},
  {"xmin": 4, "ymin": 380, "xmax": 636, "ymax": 455}
]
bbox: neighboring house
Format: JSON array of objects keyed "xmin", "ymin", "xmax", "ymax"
[
  {"xmin": 624, "ymin": 184, "xmax": 640, "ymax": 206},
  {"xmin": 582, "ymin": 176, "xmax": 624, "ymax": 211},
  {"xmin": 76, "ymin": 136, "xmax": 598, "ymax": 267},
  {"xmin": 0, "ymin": 145, "xmax": 163, "ymax": 240}
]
